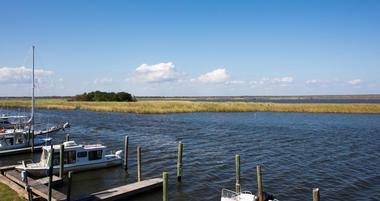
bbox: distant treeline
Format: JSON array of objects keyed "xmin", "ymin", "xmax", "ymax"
[{"xmin": 70, "ymin": 91, "xmax": 136, "ymax": 102}]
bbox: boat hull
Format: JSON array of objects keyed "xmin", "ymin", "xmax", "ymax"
[
  {"xmin": 17, "ymin": 158, "xmax": 122, "ymax": 177},
  {"xmin": 0, "ymin": 138, "xmax": 51, "ymax": 151}
]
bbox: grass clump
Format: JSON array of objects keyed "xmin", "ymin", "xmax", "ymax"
[{"xmin": 0, "ymin": 183, "xmax": 24, "ymax": 201}]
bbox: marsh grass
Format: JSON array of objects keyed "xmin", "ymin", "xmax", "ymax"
[
  {"xmin": 0, "ymin": 183, "xmax": 24, "ymax": 201},
  {"xmin": 1, "ymin": 98, "xmax": 380, "ymax": 114}
]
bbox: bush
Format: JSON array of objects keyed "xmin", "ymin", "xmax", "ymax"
[{"xmin": 71, "ymin": 91, "xmax": 136, "ymax": 102}]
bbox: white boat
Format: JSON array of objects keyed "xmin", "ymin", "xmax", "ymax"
[
  {"xmin": 0, "ymin": 115, "xmax": 28, "ymax": 129},
  {"xmin": 221, "ymin": 189, "xmax": 257, "ymax": 201},
  {"xmin": 221, "ymin": 189, "xmax": 279, "ymax": 201},
  {"xmin": 0, "ymin": 130, "xmax": 51, "ymax": 151},
  {"xmin": 16, "ymin": 140, "xmax": 123, "ymax": 177}
]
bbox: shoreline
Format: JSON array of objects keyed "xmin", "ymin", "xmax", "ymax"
[{"xmin": 1, "ymin": 98, "xmax": 380, "ymax": 114}]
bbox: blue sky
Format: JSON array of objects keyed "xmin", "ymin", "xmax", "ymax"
[{"xmin": 1, "ymin": 0, "xmax": 379, "ymax": 96}]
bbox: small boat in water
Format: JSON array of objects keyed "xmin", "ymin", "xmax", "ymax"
[
  {"xmin": 221, "ymin": 189, "xmax": 278, "ymax": 201},
  {"xmin": 16, "ymin": 140, "xmax": 123, "ymax": 177},
  {"xmin": 0, "ymin": 130, "xmax": 51, "ymax": 151},
  {"xmin": 221, "ymin": 189, "xmax": 257, "ymax": 201},
  {"xmin": 0, "ymin": 115, "xmax": 28, "ymax": 129}
]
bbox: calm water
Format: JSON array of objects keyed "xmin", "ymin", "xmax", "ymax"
[{"xmin": 1, "ymin": 108, "xmax": 380, "ymax": 201}]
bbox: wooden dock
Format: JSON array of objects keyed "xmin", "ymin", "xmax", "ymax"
[
  {"xmin": 4, "ymin": 170, "xmax": 66, "ymax": 201},
  {"xmin": 0, "ymin": 165, "xmax": 163, "ymax": 201},
  {"xmin": 77, "ymin": 178, "xmax": 163, "ymax": 201},
  {"xmin": 0, "ymin": 145, "xmax": 43, "ymax": 156}
]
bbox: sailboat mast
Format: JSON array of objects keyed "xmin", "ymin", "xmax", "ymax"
[{"xmin": 31, "ymin": 45, "xmax": 35, "ymax": 130}]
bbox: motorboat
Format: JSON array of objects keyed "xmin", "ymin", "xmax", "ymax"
[
  {"xmin": 221, "ymin": 189, "xmax": 257, "ymax": 201},
  {"xmin": 0, "ymin": 130, "xmax": 51, "ymax": 151},
  {"xmin": 16, "ymin": 140, "xmax": 123, "ymax": 177},
  {"xmin": 0, "ymin": 115, "xmax": 28, "ymax": 129},
  {"xmin": 221, "ymin": 189, "xmax": 279, "ymax": 201}
]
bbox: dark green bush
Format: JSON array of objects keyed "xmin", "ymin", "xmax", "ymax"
[{"xmin": 71, "ymin": 91, "xmax": 136, "ymax": 102}]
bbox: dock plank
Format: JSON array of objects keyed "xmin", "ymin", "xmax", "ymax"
[
  {"xmin": 5, "ymin": 170, "xmax": 66, "ymax": 201},
  {"xmin": 85, "ymin": 178, "xmax": 163, "ymax": 201}
]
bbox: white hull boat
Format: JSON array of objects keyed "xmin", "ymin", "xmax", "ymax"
[
  {"xmin": 221, "ymin": 189, "xmax": 279, "ymax": 201},
  {"xmin": 221, "ymin": 189, "xmax": 257, "ymax": 201},
  {"xmin": 0, "ymin": 131, "xmax": 51, "ymax": 151},
  {"xmin": 0, "ymin": 115, "xmax": 28, "ymax": 129},
  {"xmin": 16, "ymin": 141, "xmax": 123, "ymax": 177}
]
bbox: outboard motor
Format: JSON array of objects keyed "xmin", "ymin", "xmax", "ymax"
[{"xmin": 115, "ymin": 150, "xmax": 123, "ymax": 158}]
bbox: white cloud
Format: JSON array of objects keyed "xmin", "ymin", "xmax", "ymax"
[
  {"xmin": 133, "ymin": 62, "xmax": 177, "ymax": 82},
  {"xmin": 250, "ymin": 76, "xmax": 294, "ymax": 87},
  {"xmin": 0, "ymin": 66, "xmax": 53, "ymax": 84},
  {"xmin": 197, "ymin": 68, "xmax": 229, "ymax": 83},
  {"xmin": 347, "ymin": 79, "xmax": 362, "ymax": 85},
  {"xmin": 94, "ymin": 77, "xmax": 113, "ymax": 85},
  {"xmin": 226, "ymin": 80, "xmax": 246, "ymax": 85}
]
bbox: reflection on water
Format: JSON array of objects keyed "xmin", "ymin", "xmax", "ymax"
[{"xmin": 1, "ymin": 108, "xmax": 379, "ymax": 201}]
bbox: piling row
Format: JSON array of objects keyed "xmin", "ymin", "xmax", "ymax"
[{"xmin": 1, "ymin": 134, "xmax": 324, "ymax": 201}]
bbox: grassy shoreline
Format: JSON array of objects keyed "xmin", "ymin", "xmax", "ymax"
[
  {"xmin": 0, "ymin": 183, "xmax": 24, "ymax": 201},
  {"xmin": 1, "ymin": 98, "xmax": 380, "ymax": 114}
]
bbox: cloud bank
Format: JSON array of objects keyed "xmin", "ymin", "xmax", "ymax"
[
  {"xmin": 197, "ymin": 68, "xmax": 229, "ymax": 83},
  {"xmin": 132, "ymin": 62, "xmax": 177, "ymax": 82},
  {"xmin": 0, "ymin": 66, "xmax": 53, "ymax": 84}
]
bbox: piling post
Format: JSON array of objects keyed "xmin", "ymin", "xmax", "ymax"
[
  {"xmin": 65, "ymin": 134, "xmax": 70, "ymax": 142},
  {"xmin": 256, "ymin": 165, "xmax": 263, "ymax": 201},
  {"xmin": 235, "ymin": 154, "xmax": 241, "ymax": 193},
  {"xmin": 313, "ymin": 188, "xmax": 320, "ymax": 201},
  {"xmin": 59, "ymin": 144, "xmax": 64, "ymax": 178},
  {"xmin": 163, "ymin": 172, "xmax": 168, "ymax": 201},
  {"xmin": 137, "ymin": 146, "xmax": 141, "ymax": 181},
  {"xmin": 31, "ymin": 130, "xmax": 34, "ymax": 152},
  {"xmin": 48, "ymin": 144, "xmax": 54, "ymax": 201},
  {"xmin": 124, "ymin": 136, "xmax": 129, "ymax": 170},
  {"xmin": 67, "ymin": 171, "xmax": 73, "ymax": 201},
  {"xmin": 177, "ymin": 142, "xmax": 183, "ymax": 182}
]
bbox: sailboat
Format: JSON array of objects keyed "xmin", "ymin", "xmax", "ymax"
[{"xmin": 0, "ymin": 46, "xmax": 52, "ymax": 151}]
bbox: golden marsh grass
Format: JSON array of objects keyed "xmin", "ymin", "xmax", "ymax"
[{"xmin": 1, "ymin": 98, "xmax": 380, "ymax": 114}]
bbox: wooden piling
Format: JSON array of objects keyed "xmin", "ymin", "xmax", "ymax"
[
  {"xmin": 59, "ymin": 144, "xmax": 64, "ymax": 178},
  {"xmin": 67, "ymin": 171, "xmax": 73, "ymax": 201},
  {"xmin": 65, "ymin": 134, "xmax": 70, "ymax": 142},
  {"xmin": 256, "ymin": 165, "xmax": 263, "ymax": 201},
  {"xmin": 235, "ymin": 154, "xmax": 241, "ymax": 193},
  {"xmin": 124, "ymin": 136, "xmax": 128, "ymax": 170},
  {"xmin": 137, "ymin": 146, "xmax": 141, "ymax": 182},
  {"xmin": 313, "ymin": 188, "xmax": 320, "ymax": 201},
  {"xmin": 48, "ymin": 144, "xmax": 54, "ymax": 201},
  {"xmin": 163, "ymin": 172, "xmax": 168, "ymax": 201},
  {"xmin": 177, "ymin": 142, "xmax": 183, "ymax": 182}
]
